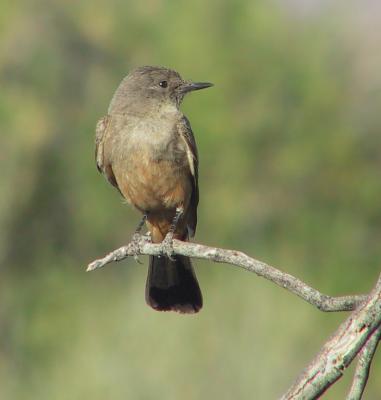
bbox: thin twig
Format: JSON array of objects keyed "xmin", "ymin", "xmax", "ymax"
[
  {"xmin": 280, "ymin": 273, "xmax": 381, "ymax": 400},
  {"xmin": 87, "ymin": 237, "xmax": 366, "ymax": 312},
  {"xmin": 346, "ymin": 326, "xmax": 381, "ymax": 400}
]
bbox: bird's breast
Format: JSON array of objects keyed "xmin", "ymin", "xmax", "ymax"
[{"xmin": 106, "ymin": 113, "xmax": 191, "ymax": 212}]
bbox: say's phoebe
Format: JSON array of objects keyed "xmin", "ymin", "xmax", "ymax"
[{"xmin": 95, "ymin": 66, "xmax": 213, "ymax": 313}]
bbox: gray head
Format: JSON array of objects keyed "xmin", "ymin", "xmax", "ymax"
[{"xmin": 108, "ymin": 66, "xmax": 213, "ymax": 114}]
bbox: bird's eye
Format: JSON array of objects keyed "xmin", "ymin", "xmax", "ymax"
[{"xmin": 159, "ymin": 80, "xmax": 168, "ymax": 88}]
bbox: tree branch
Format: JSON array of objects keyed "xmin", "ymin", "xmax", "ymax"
[
  {"xmin": 346, "ymin": 326, "xmax": 381, "ymax": 400},
  {"xmin": 87, "ymin": 236, "xmax": 366, "ymax": 312},
  {"xmin": 280, "ymin": 273, "xmax": 381, "ymax": 400}
]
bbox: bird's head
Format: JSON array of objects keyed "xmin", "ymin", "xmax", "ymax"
[{"xmin": 109, "ymin": 66, "xmax": 213, "ymax": 114}]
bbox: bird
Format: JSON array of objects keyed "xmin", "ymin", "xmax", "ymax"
[{"xmin": 95, "ymin": 66, "xmax": 213, "ymax": 313}]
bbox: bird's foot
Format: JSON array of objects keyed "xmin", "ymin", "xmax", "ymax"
[
  {"xmin": 160, "ymin": 232, "xmax": 176, "ymax": 261},
  {"xmin": 129, "ymin": 214, "xmax": 149, "ymax": 264},
  {"xmin": 129, "ymin": 232, "xmax": 143, "ymax": 264},
  {"xmin": 143, "ymin": 231, "xmax": 151, "ymax": 242}
]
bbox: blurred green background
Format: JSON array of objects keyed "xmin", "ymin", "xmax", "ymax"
[{"xmin": 1, "ymin": 0, "xmax": 381, "ymax": 398}]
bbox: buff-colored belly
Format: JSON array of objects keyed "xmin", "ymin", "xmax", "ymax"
[{"xmin": 115, "ymin": 157, "xmax": 192, "ymax": 213}]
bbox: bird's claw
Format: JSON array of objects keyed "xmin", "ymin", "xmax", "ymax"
[
  {"xmin": 160, "ymin": 232, "xmax": 176, "ymax": 261},
  {"xmin": 129, "ymin": 232, "xmax": 143, "ymax": 264}
]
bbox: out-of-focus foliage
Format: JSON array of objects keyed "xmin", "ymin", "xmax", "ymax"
[{"xmin": 1, "ymin": 0, "xmax": 381, "ymax": 398}]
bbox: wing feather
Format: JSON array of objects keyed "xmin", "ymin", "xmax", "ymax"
[
  {"xmin": 95, "ymin": 115, "xmax": 121, "ymax": 193},
  {"xmin": 95, "ymin": 115, "xmax": 109, "ymax": 172},
  {"xmin": 177, "ymin": 116, "xmax": 199, "ymax": 236}
]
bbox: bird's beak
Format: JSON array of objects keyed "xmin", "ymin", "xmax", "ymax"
[{"xmin": 179, "ymin": 81, "xmax": 214, "ymax": 94}]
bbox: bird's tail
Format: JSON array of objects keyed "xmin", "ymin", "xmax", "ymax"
[{"xmin": 145, "ymin": 255, "xmax": 202, "ymax": 313}]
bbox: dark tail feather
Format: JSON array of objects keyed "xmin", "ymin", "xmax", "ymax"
[{"xmin": 145, "ymin": 255, "xmax": 202, "ymax": 313}]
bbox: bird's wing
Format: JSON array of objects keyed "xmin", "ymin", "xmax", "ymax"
[
  {"xmin": 95, "ymin": 115, "xmax": 121, "ymax": 192},
  {"xmin": 177, "ymin": 116, "xmax": 199, "ymax": 237},
  {"xmin": 95, "ymin": 115, "xmax": 109, "ymax": 173}
]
